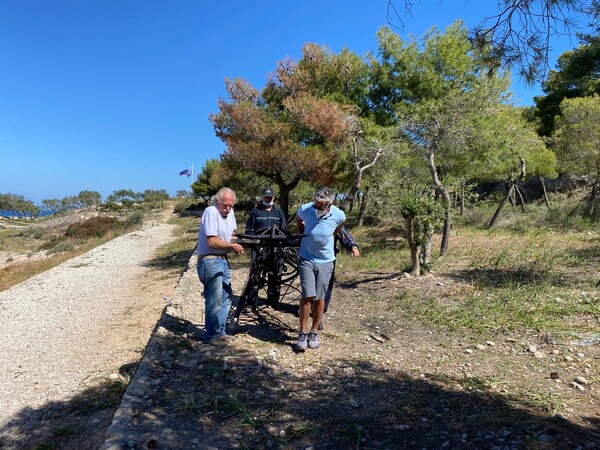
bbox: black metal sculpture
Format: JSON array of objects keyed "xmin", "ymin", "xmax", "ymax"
[{"xmin": 229, "ymin": 224, "xmax": 301, "ymax": 329}]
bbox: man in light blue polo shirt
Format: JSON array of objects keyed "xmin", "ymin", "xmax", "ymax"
[{"xmin": 294, "ymin": 186, "xmax": 345, "ymax": 351}]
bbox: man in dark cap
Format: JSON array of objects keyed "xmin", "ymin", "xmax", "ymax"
[{"xmin": 245, "ymin": 187, "xmax": 287, "ymax": 235}]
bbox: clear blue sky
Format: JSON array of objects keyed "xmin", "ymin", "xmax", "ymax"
[{"xmin": 0, "ymin": 1, "xmax": 586, "ymax": 204}]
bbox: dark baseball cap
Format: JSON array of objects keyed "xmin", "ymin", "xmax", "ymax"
[{"xmin": 262, "ymin": 187, "xmax": 274, "ymax": 196}]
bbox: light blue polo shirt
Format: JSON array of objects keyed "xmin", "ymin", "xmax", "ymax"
[{"xmin": 297, "ymin": 202, "xmax": 345, "ymax": 263}]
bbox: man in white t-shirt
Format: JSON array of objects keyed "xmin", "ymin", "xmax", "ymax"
[{"xmin": 196, "ymin": 187, "xmax": 244, "ymax": 346}]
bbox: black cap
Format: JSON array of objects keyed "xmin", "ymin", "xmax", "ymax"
[{"xmin": 262, "ymin": 187, "xmax": 274, "ymax": 196}]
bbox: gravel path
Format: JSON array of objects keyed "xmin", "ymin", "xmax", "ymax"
[{"xmin": 0, "ymin": 221, "xmax": 177, "ymax": 447}]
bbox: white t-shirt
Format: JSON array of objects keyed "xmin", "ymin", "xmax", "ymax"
[{"xmin": 197, "ymin": 205, "xmax": 237, "ymax": 256}]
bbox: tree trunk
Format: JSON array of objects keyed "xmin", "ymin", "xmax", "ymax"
[
  {"xmin": 539, "ymin": 176, "xmax": 550, "ymax": 208},
  {"xmin": 425, "ymin": 148, "xmax": 451, "ymax": 256},
  {"xmin": 405, "ymin": 215, "xmax": 420, "ymax": 276},
  {"xmin": 488, "ymin": 182, "xmax": 515, "ymax": 228},
  {"xmin": 277, "ymin": 177, "xmax": 301, "ymax": 221},
  {"xmin": 590, "ymin": 179, "xmax": 599, "ymax": 202},
  {"xmin": 419, "ymin": 222, "xmax": 433, "ymax": 271},
  {"xmin": 438, "ymin": 186, "xmax": 452, "ymax": 256},
  {"xmin": 340, "ymin": 177, "xmax": 361, "ymax": 211},
  {"xmin": 515, "ymin": 185, "xmax": 526, "ymax": 212},
  {"xmin": 356, "ymin": 188, "xmax": 369, "ymax": 227}
]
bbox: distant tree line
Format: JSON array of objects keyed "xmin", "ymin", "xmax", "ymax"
[
  {"xmin": 0, "ymin": 194, "xmax": 40, "ymax": 218},
  {"xmin": 1, "ymin": 189, "xmax": 171, "ymax": 218}
]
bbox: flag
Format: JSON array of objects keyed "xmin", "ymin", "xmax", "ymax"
[{"xmin": 179, "ymin": 168, "xmax": 191, "ymax": 177}]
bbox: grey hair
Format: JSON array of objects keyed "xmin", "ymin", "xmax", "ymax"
[
  {"xmin": 213, "ymin": 187, "xmax": 237, "ymax": 204},
  {"xmin": 313, "ymin": 186, "xmax": 335, "ymax": 204}
]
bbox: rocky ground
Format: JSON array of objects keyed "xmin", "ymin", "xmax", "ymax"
[{"xmin": 102, "ymin": 254, "xmax": 600, "ymax": 450}]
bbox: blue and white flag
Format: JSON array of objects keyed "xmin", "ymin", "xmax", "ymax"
[{"xmin": 179, "ymin": 168, "xmax": 191, "ymax": 177}]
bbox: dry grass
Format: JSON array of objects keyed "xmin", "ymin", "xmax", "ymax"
[
  {"xmin": 337, "ymin": 221, "xmax": 600, "ymax": 335},
  {"xmin": 0, "ymin": 235, "xmax": 115, "ymax": 291}
]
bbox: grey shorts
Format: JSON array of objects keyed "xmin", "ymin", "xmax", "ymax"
[{"xmin": 298, "ymin": 258, "xmax": 334, "ymax": 300}]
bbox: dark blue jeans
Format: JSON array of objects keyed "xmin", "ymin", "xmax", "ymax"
[{"xmin": 197, "ymin": 257, "xmax": 232, "ymax": 340}]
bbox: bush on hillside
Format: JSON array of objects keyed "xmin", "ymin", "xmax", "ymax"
[
  {"xmin": 45, "ymin": 241, "xmax": 75, "ymax": 255},
  {"xmin": 17, "ymin": 226, "xmax": 46, "ymax": 239},
  {"xmin": 125, "ymin": 211, "xmax": 144, "ymax": 227},
  {"xmin": 174, "ymin": 200, "xmax": 202, "ymax": 214},
  {"xmin": 65, "ymin": 216, "xmax": 123, "ymax": 238},
  {"xmin": 38, "ymin": 235, "xmax": 68, "ymax": 251}
]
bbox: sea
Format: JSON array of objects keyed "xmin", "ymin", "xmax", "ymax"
[{"xmin": 0, "ymin": 210, "xmax": 54, "ymax": 219}]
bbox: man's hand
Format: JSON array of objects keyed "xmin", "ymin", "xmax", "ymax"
[
  {"xmin": 231, "ymin": 243, "xmax": 245, "ymax": 255},
  {"xmin": 351, "ymin": 246, "xmax": 360, "ymax": 258}
]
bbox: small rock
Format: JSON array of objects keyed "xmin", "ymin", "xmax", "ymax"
[
  {"xmin": 528, "ymin": 344, "xmax": 538, "ymax": 353},
  {"xmin": 108, "ymin": 373, "xmax": 120, "ymax": 380},
  {"xmin": 550, "ymin": 372, "xmax": 559, "ymax": 380},
  {"xmin": 538, "ymin": 434, "xmax": 554, "ymax": 443},
  {"xmin": 476, "ymin": 344, "xmax": 486, "ymax": 350},
  {"xmin": 569, "ymin": 381, "xmax": 586, "ymax": 391},
  {"xmin": 486, "ymin": 341, "xmax": 496, "ymax": 347},
  {"xmin": 465, "ymin": 348, "xmax": 474, "ymax": 354},
  {"xmin": 574, "ymin": 376, "xmax": 589, "ymax": 386},
  {"xmin": 533, "ymin": 351, "xmax": 546, "ymax": 359}
]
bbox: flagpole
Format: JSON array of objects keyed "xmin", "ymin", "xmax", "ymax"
[{"xmin": 190, "ymin": 162, "xmax": 195, "ymax": 187}]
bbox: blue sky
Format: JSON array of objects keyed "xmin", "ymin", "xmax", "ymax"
[{"xmin": 0, "ymin": 1, "xmax": 586, "ymax": 204}]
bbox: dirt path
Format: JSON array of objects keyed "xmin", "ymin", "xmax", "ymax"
[{"xmin": 0, "ymin": 206, "xmax": 184, "ymax": 450}]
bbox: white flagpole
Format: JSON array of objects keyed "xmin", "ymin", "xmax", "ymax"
[{"xmin": 190, "ymin": 162, "xmax": 195, "ymax": 187}]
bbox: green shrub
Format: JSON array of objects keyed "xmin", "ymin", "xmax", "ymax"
[
  {"xmin": 65, "ymin": 216, "xmax": 123, "ymax": 238},
  {"xmin": 18, "ymin": 226, "xmax": 46, "ymax": 239},
  {"xmin": 125, "ymin": 211, "xmax": 144, "ymax": 227},
  {"xmin": 45, "ymin": 241, "xmax": 75, "ymax": 255},
  {"xmin": 174, "ymin": 200, "xmax": 202, "ymax": 214},
  {"xmin": 38, "ymin": 235, "xmax": 68, "ymax": 251}
]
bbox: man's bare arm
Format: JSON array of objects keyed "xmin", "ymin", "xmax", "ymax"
[{"xmin": 206, "ymin": 236, "xmax": 244, "ymax": 254}]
